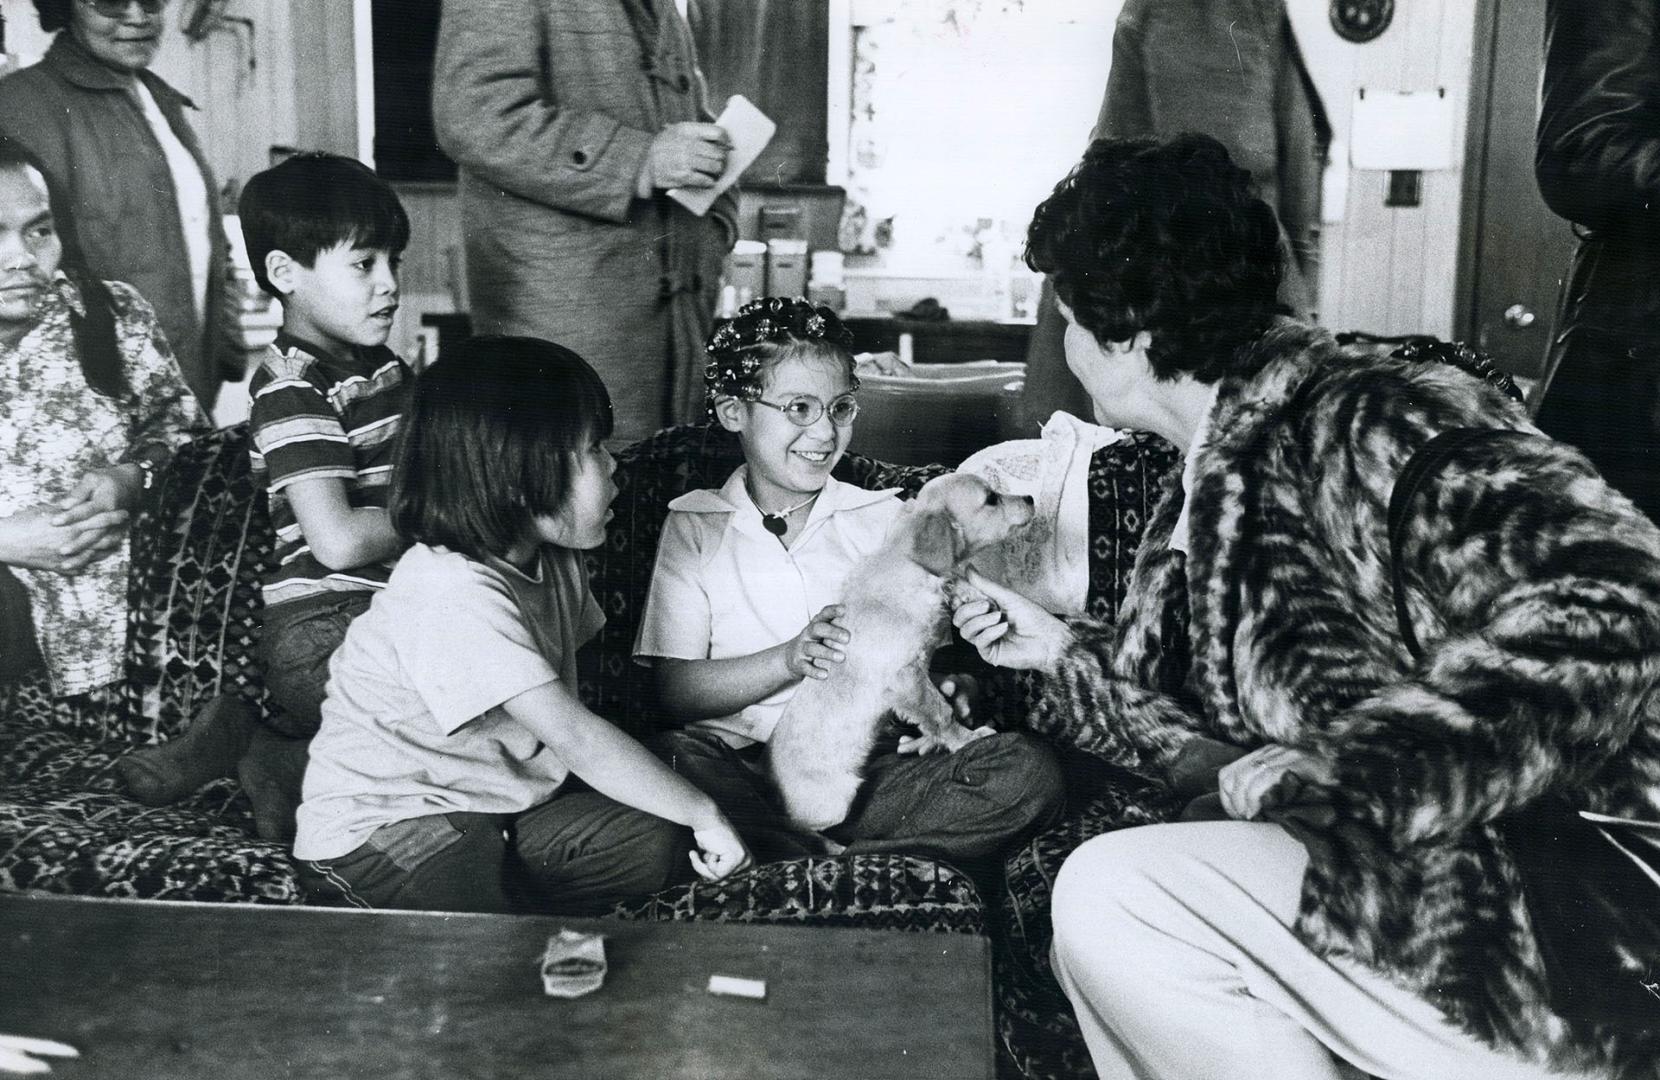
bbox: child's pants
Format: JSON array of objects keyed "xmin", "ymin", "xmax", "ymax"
[
  {"xmin": 1050, "ymin": 821, "xmax": 1588, "ymax": 1080},
  {"xmin": 260, "ymin": 591, "xmax": 372, "ymax": 738},
  {"xmin": 297, "ymin": 790, "xmax": 693, "ymax": 915},
  {"xmin": 654, "ymin": 727, "xmax": 1065, "ymax": 871}
]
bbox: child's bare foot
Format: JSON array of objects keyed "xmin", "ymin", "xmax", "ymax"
[
  {"xmin": 115, "ymin": 695, "xmax": 255, "ymax": 806},
  {"xmin": 237, "ymin": 726, "xmax": 311, "ymax": 843}
]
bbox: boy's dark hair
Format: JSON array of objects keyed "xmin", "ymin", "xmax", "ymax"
[
  {"xmin": 390, "ymin": 336, "xmax": 614, "ymax": 562},
  {"xmin": 32, "ymin": 0, "xmax": 71, "ymax": 33},
  {"xmin": 0, "ymin": 136, "xmax": 125, "ymax": 399},
  {"xmin": 238, "ymin": 152, "xmax": 410, "ymax": 298},
  {"xmin": 1026, "ymin": 133, "xmax": 1286, "ymax": 384}
]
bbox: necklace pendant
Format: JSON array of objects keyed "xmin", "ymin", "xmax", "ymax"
[{"xmin": 762, "ymin": 513, "xmax": 788, "ymax": 536}]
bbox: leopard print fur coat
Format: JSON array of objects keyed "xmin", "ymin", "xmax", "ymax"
[{"xmin": 1040, "ymin": 321, "xmax": 1660, "ymax": 1077}]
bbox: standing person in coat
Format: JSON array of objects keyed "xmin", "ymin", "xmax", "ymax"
[
  {"xmin": 1533, "ymin": 0, "xmax": 1660, "ymax": 525},
  {"xmin": 0, "ymin": 0, "xmax": 233, "ymax": 412},
  {"xmin": 432, "ymin": 0, "xmax": 739, "ymax": 446},
  {"xmin": 1019, "ymin": 0, "xmax": 1326, "ymax": 429},
  {"xmin": 953, "ymin": 135, "xmax": 1660, "ymax": 1079}
]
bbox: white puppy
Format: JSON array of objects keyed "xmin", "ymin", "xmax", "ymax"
[{"xmin": 765, "ymin": 473, "xmax": 1035, "ymax": 830}]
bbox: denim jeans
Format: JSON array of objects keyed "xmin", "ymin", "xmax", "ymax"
[
  {"xmin": 297, "ymin": 790, "xmax": 694, "ymax": 915},
  {"xmin": 655, "ymin": 726, "xmax": 1066, "ymax": 872},
  {"xmin": 258, "ymin": 591, "xmax": 372, "ymax": 738}
]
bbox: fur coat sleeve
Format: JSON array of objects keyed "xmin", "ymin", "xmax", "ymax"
[
  {"xmin": 1318, "ymin": 416, "xmax": 1660, "ymax": 844},
  {"xmin": 1038, "ymin": 472, "xmax": 1221, "ymax": 778}
]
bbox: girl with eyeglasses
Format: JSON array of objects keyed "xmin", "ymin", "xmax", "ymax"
[
  {"xmin": 0, "ymin": 0, "xmax": 238, "ymax": 412},
  {"xmin": 633, "ymin": 296, "xmax": 1064, "ymax": 870}
]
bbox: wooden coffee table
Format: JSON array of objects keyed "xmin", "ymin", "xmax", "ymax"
[{"xmin": 0, "ymin": 893, "xmax": 994, "ymax": 1079}]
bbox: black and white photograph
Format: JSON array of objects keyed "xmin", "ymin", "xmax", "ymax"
[{"xmin": 0, "ymin": 1, "xmax": 1657, "ymax": 1077}]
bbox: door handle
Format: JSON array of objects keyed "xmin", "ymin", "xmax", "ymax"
[{"xmin": 1503, "ymin": 303, "xmax": 1537, "ymax": 329}]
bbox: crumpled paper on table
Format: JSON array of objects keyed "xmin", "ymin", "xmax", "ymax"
[{"xmin": 541, "ymin": 929, "xmax": 607, "ymax": 998}]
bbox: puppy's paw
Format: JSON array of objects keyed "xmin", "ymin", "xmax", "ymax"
[{"xmin": 897, "ymin": 723, "xmax": 995, "ymax": 756}]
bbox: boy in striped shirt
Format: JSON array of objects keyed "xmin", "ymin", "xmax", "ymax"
[{"xmin": 238, "ymin": 153, "xmax": 413, "ymax": 837}]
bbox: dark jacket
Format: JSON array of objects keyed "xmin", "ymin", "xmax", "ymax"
[
  {"xmin": 432, "ymin": 0, "xmax": 737, "ymax": 444},
  {"xmin": 1532, "ymin": 0, "xmax": 1660, "ymax": 523},
  {"xmin": 1041, "ymin": 323, "xmax": 1660, "ymax": 1076},
  {"xmin": 0, "ymin": 33, "xmax": 229, "ymax": 411}
]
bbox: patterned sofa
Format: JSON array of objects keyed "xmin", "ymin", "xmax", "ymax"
[{"xmin": 0, "ymin": 419, "xmax": 1181, "ymax": 1080}]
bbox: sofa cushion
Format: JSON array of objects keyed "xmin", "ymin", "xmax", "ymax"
[
  {"xmin": 0, "ymin": 777, "xmax": 298, "ymax": 903},
  {"xmin": 126, "ymin": 422, "xmax": 274, "ymax": 744},
  {"xmin": 611, "ymin": 853, "xmax": 985, "ymax": 935}
]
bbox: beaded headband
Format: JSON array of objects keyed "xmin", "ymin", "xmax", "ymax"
[{"xmin": 704, "ymin": 296, "xmax": 859, "ymax": 415}]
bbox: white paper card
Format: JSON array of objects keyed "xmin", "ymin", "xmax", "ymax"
[
  {"xmin": 1349, "ymin": 89, "xmax": 1457, "ymax": 171},
  {"xmin": 667, "ymin": 95, "xmax": 776, "ymax": 217},
  {"xmin": 707, "ymin": 974, "xmax": 767, "ymax": 999}
]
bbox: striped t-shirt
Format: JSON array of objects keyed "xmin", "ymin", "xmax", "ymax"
[{"xmin": 248, "ymin": 334, "xmax": 411, "ymax": 611}]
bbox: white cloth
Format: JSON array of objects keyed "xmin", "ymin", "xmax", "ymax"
[
  {"xmin": 294, "ymin": 543, "xmax": 605, "ymax": 861},
  {"xmin": 1050, "ymin": 822, "xmax": 1587, "ymax": 1080},
  {"xmin": 1169, "ymin": 382, "xmax": 1223, "ymax": 557},
  {"xmin": 956, "ymin": 411, "xmax": 1126, "ymax": 613},
  {"xmin": 633, "ymin": 467, "xmax": 903, "ymax": 746},
  {"xmin": 131, "ymin": 79, "xmax": 211, "ymax": 325}
]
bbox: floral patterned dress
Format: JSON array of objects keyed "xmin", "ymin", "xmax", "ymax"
[{"xmin": 0, "ymin": 276, "xmax": 206, "ymax": 696}]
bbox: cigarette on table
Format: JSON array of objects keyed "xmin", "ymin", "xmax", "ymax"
[{"xmin": 707, "ymin": 974, "xmax": 767, "ymax": 999}]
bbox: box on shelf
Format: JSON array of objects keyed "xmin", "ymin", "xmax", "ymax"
[{"xmin": 765, "ymin": 238, "xmax": 809, "ymax": 298}]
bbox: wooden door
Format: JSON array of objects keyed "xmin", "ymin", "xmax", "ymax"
[{"xmin": 1456, "ymin": 0, "xmax": 1578, "ymax": 379}]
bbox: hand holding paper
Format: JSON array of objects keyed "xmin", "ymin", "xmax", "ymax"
[{"xmin": 668, "ymin": 95, "xmax": 776, "ymax": 217}]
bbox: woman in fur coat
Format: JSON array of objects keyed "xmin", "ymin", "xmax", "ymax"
[{"xmin": 953, "ymin": 134, "xmax": 1660, "ymax": 1080}]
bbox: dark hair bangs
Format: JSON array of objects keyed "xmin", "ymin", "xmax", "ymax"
[
  {"xmin": 239, "ymin": 153, "xmax": 410, "ymax": 297},
  {"xmin": 389, "ymin": 336, "xmax": 613, "ymax": 560}
]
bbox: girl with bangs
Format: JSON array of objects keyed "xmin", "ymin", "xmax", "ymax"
[{"xmin": 291, "ymin": 336, "xmax": 750, "ymax": 914}]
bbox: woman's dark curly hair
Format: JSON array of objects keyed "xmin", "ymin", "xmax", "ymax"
[
  {"xmin": 704, "ymin": 296, "xmax": 858, "ymax": 420},
  {"xmin": 1026, "ymin": 133, "xmax": 1287, "ymax": 384},
  {"xmin": 33, "ymin": 0, "xmax": 74, "ymax": 34}
]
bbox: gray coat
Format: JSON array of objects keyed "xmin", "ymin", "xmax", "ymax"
[
  {"xmin": 0, "ymin": 33, "xmax": 229, "ymax": 411},
  {"xmin": 433, "ymin": 0, "xmax": 737, "ymax": 444}
]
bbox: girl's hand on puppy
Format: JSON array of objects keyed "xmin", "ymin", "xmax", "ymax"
[
  {"xmin": 936, "ymin": 673, "xmax": 981, "ymax": 722},
  {"xmin": 784, "ymin": 604, "xmax": 849, "ymax": 680},
  {"xmin": 689, "ymin": 820, "xmax": 753, "ymax": 882},
  {"xmin": 950, "ymin": 569, "xmax": 1070, "ymax": 672}
]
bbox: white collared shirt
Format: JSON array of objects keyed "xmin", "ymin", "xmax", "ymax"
[
  {"xmin": 1169, "ymin": 382, "xmax": 1224, "ymax": 557},
  {"xmin": 634, "ymin": 466, "xmax": 904, "ymax": 746}
]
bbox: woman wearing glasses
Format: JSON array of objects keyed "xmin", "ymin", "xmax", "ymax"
[
  {"xmin": 633, "ymin": 296, "xmax": 1064, "ymax": 869},
  {"xmin": 0, "ymin": 0, "xmax": 232, "ymax": 411}
]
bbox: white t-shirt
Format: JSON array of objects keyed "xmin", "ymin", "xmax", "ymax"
[
  {"xmin": 293, "ymin": 543, "xmax": 606, "ymax": 861},
  {"xmin": 634, "ymin": 467, "xmax": 903, "ymax": 747}
]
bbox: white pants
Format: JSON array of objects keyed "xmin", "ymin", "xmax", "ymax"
[{"xmin": 1050, "ymin": 821, "xmax": 1582, "ymax": 1080}]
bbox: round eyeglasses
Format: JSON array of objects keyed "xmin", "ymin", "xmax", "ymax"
[{"xmin": 749, "ymin": 393, "xmax": 860, "ymax": 428}]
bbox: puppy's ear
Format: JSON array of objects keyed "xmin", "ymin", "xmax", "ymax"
[{"xmin": 909, "ymin": 508, "xmax": 962, "ymax": 575}]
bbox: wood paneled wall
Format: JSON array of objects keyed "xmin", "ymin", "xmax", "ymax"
[
  {"xmin": 2, "ymin": 0, "xmax": 1486, "ymax": 340},
  {"xmin": 1288, "ymin": 0, "xmax": 1478, "ymax": 339}
]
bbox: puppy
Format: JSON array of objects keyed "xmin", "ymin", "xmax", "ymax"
[{"xmin": 765, "ymin": 473, "xmax": 1035, "ymax": 830}]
